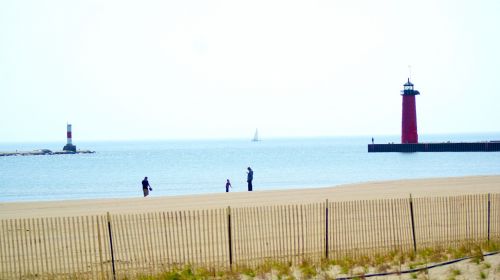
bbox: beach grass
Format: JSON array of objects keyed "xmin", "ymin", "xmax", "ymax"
[{"xmin": 120, "ymin": 240, "xmax": 500, "ymax": 279}]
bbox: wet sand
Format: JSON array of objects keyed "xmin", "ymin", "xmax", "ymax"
[{"xmin": 1, "ymin": 175, "xmax": 499, "ymax": 219}]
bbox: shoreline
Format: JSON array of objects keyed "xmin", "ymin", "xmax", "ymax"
[{"xmin": 1, "ymin": 175, "xmax": 499, "ymax": 219}]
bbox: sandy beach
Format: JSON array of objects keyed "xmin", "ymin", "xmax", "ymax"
[
  {"xmin": 1, "ymin": 175, "xmax": 499, "ymax": 279},
  {"xmin": 1, "ymin": 175, "xmax": 499, "ymax": 219}
]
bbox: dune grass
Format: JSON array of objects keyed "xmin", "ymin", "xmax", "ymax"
[{"xmin": 126, "ymin": 240, "xmax": 499, "ymax": 279}]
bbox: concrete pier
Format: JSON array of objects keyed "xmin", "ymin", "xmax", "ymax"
[{"xmin": 368, "ymin": 141, "xmax": 500, "ymax": 153}]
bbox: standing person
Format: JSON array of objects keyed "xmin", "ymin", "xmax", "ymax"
[
  {"xmin": 372, "ymin": 137, "xmax": 374, "ymax": 144},
  {"xmin": 142, "ymin": 177, "xmax": 152, "ymax": 197},
  {"xmin": 246, "ymin": 167, "xmax": 253, "ymax": 191},
  {"xmin": 225, "ymin": 179, "xmax": 232, "ymax": 193}
]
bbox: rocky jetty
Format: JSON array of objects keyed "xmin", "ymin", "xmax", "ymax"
[{"xmin": 0, "ymin": 149, "xmax": 95, "ymax": 157}]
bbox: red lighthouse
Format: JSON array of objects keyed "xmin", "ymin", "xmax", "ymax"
[{"xmin": 401, "ymin": 78, "xmax": 420, "ymax": 144}]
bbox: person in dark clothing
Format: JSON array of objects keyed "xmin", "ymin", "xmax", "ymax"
[
  {"xmin": 142, "ymin": 177, "xmax": 152, "ymax": 197},
  {"xmin": 247, "ymin": 167, "xmax": 253, "ymax": 191},
  {"xmin": 372, "ymin": 137, "xmax": 374, "ymax": 144},
  {"xmin": 225, "ymin": 179, "xmax": 232, "ymax": 193}
]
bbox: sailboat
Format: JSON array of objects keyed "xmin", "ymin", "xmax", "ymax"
[{"xmin": 252, "ymin": 129, "xmax": 260, "ymax": 142}]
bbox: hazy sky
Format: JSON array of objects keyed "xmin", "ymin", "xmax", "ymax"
[{"xmin": 1, "ymin": 0, "xmax": 499, "ymax": 142}]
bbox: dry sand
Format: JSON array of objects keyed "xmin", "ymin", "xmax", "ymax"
[
  {"xmin": 369, "ymin": 253, "xmax": 500, "ymax": 280},
  {"xmin": 1, "ymin": 175, "xmax": 499, "ymax": 219}
]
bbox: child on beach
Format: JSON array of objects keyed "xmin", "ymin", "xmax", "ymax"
[{"xmin": 225, "ymin": 179, "xmax": 232, "ymax": 192}]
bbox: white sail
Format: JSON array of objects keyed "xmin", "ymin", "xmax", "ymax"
[{"xmin": 252, "ymin": 129, "xmax": 259, "ymax": 141}]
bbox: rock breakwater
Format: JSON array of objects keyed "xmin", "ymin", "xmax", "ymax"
[{"xmin": 0, "ymin": 149, "xmax": 95, "ymax": 156}]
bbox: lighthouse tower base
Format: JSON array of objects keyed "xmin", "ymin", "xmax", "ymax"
[{"xmin": 63, "ymin": 144, "xmax": 77, "ymax": 152}]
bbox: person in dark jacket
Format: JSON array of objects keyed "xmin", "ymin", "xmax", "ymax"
[
  {"xmin": 247, "ymin": 167, "xmax": 253, "ymax": 191},
  {"xmin": 142, "ymin": 177, "xmax": 152, "ymax": 197},
  {"xmin": 225, "ymin": 179, "xmax": 232, "ymax": 193}
]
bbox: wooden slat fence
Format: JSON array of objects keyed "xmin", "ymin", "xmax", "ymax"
[
  {"xmin": 328, "ymin": 198, "xmax": 414, "ymax": 259},
  {"xmin": 413, "ymin": 194, "xmax": 490, "ymax": 249},
  {"xmin": 231, "ymin": 204, "xmax": 324, "ymax": 268},
  {"xmin": 109, "ymin": 209, "xmax": 229, "ymax": 279},
  {"xmin": 490, "ymin": 194, "xmax": 500, "ymax": 241},
  {"xmin": 1, "ymin": 193, "xmax": 499, "ymax": 279},
  {"xmin": 0, "ymin": 215, "xmax": 112, "ymax": 280}
]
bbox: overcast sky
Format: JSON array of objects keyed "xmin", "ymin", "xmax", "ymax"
[{"xmin": 1, "ymin": 0, "xmax": 499, "ymax": 142}]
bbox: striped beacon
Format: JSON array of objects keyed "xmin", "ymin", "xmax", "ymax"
[{"xmin": 62, "ymin": 123, "xmax": 77, "ymax": 152}]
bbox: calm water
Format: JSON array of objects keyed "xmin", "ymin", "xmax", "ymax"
[{"xmin": 1, "ymin": 133, "xmax": 500, "ymax": 202}]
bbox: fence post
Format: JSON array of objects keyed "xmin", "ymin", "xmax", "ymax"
[
  {"xmin": 409, "ymin": 194, "xmax": 417, "ymax": 253},
  {"xmin": 325, "ymin": 199, "xmax": 329, "ymax": 260},
  {"xmin": 488, "ymin": 193, "xmax": 491, "ymax": 242},
  {"xmin": 96, "ymin": 217, "xmax": 105, "ymax": 280},
  {"xmin": 227, "ymin": 206, "xmax": 233, "ymax": 270},
  {"xmin": 107, "ymin": 212, "xmax": 116, "ymax": 280}
]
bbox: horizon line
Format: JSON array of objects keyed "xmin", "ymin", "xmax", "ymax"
[{"xmin": 1, "ymin": 131, "xmax": 500, "ymax": 144}]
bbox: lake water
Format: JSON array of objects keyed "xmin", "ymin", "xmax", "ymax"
[{"xmin": 1, "ymin": 133, "xmax": 499, "ymax": 202}]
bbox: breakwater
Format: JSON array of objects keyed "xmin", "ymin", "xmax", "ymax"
[
  {"xmin": 0, "ymin": 149, "xmax": 94, "ymax": 156},
  {"xmin": 368, "ymin": 141, "xmax": 500, "ymax": 153}
]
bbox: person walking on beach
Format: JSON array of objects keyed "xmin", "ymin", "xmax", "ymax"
[
  {"xmin": 142, "ymin": 177, "xmax": 152, "ymax": 197},
  {"xmin": 247, "ymin": 167, "xmax": 254, "ymax": 191},
  {"xmin": 225, "ymin": 179, "xmax": 232, "ymax": 193}
]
